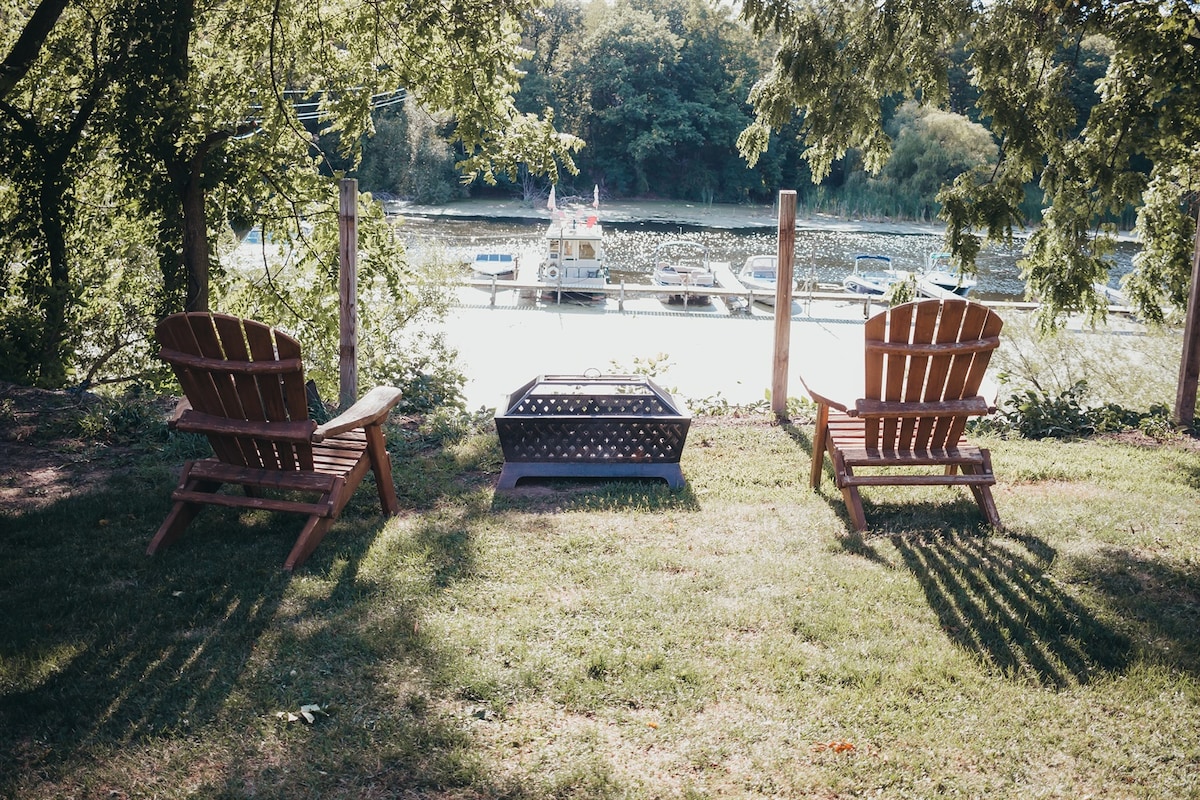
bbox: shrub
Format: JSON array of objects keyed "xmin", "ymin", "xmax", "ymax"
[{"xmin": 974, "ymin": 380, "xmax": 1179, "ymax": 441}]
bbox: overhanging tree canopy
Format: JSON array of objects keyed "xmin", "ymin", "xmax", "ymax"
[
  {"xmin": 738, "ymin": 0, "xmax": 1200, "ymax": 421},
  {"xmin": 0, "ymin": 0, "xmax": 581, "ymax": 387}
]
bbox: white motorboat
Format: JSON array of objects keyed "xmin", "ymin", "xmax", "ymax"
[
  {"xmin": 737, "ymin": 254, "xmax": 798, "ymax": 306},
  {"xmin": 917, "ymin": 252, "xmax": 977, "ymax": 298},
  {"xmin": 842, "ymin": 254, "xmax": 908, "ymax": 296},
  {"xmin": 471, "ymin": 250, "xmax": 518, "ymax": 279},
  {"xmin": 537, "ymin": 211, "xmax": 608, "ymax": 298},
  {"xmin": 652, "ymin": 240, "xmax": 716, "ymax": 304}
]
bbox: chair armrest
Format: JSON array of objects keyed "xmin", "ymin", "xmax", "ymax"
[
  {"xmin": 798, "ymin": 373, "xmax": 860, "ymax": 413},
  {"xmin": 313, "ymin": 385, "xmax": 404, "ymax": 441},
  {"xmin": 166, "ymin": 397, "xmax": 192, "ymax": 429}
]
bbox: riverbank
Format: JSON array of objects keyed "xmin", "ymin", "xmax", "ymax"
[{"xmin": 388, "ymin": 197, "xmax": 949, "ymax": 237}]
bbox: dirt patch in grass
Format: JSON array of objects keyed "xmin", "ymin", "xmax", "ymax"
[
  {"xmin": 1098, "ymin": 428, "xmax": 1200, "ymax": 450},
  {"xmin": 0, "ymin": 381, "xmax": 147, "ymax": 513},
  {"xmin": 0, "ymin": 441, "xmax": 108, "ymax": 511}
]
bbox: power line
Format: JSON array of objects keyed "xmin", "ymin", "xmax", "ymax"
[{"xmin": 233, "ymin": 89, "xmax": 407, "ymax": 138}]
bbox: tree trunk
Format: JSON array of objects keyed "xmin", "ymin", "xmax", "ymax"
[
  {"xmin": 0, "ymin": 0, "xmax": 73, "ymax": 100},
  {"xmin": 35, "ymin": 173, "xmax": 71, "ymax": 386},
  {"xmin": 180, "ymin": 158, "xmax": 210, "ymax": 312}
]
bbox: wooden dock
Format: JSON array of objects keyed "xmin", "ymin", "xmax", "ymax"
[
  {"xmin": 462, "ymin": 271, "xmax": 889, "ymax": 320},
  {"xmin": 462, "ymin": 254, "xmax": 1138, "ymax": 323}
]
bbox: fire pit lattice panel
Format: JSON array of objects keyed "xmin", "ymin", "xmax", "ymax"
[
  {"xmin": 495, "ymin": 374, "xmax": 691, "ymax": 489},
  {"xmin": 508, "ymin": 394, "xmax": 673, "ymax": 417}
]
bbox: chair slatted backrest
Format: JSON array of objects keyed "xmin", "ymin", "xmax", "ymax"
[
  {"xmin": 862, "ymin": 299, "xmax": 1002, "ymax": 453},
  {"xmin": 157, "ymin": 313, "xmax": 316, "ymax": 471}
]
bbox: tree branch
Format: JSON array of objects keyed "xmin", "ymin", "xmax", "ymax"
[{"xmin": 0, "ymin": 0, "xmax": 73, "ymax": 100}]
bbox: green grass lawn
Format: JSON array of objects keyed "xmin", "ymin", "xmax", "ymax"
[{"xmin": 2, "ymin": 413, "xmax": 1199, "ymax": 798}]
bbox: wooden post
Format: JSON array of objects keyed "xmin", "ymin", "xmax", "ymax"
[
  {"xmin": 1173, "ymin": 204, "xmax": 1200, "ymax": 428},
  {"xmin": 772, "ymin": 190, "xmax": 797, "ymax": 421},
  {"xmin": 339, "ymin": 178, "xmax": 358, "ymax": 409}
]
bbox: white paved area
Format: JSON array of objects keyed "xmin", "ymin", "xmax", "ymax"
[{"xmin": 439, "ymin": 290, "xmax": 870, "ymax": 411}]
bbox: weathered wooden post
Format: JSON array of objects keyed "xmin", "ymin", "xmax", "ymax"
[
  {"xmin": 1174, "ymin": 206, "xmax": 1200, "ymax": 429},
  {"xmin": 339, "ymin": 178, "xmax": 358, "ymax": 409},
  {"xmin": 772, "ymin": 190, "xmax": 797, "ymax": 420}
]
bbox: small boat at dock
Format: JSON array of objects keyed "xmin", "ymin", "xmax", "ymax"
[
  {"xmin": 917, "ymin": 252, "xmax": 976, "ymax": 298},
  {"xmin": 736, "ymin": 254, "xmax": 799, "ymax": 306},
  {"xmin": 843, "ymin": 254, "xmax": 909, "ymax": 296},
  {"xmin": 471, "ymin": 250, "xmax": 518, "ymax": 279},
  {"xmin": 652, "ymin": 240, "xmax": 716, "ymax": 304},
  {"xmin": 1093, "ymin": 281, "xmax": 1126, "ymax": 307}
]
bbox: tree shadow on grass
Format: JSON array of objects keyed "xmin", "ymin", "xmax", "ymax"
[
  {"xmin": 1, "ymin": 488, "xmax": 297, "ymax": 787},
  {"xmin": 891, "ymin": 530, "xmax": 1133, "ymax": 688},
  {"xmin": 1058, "ymin": 543, "xmax": 1200, "ymax": 675},
  {"xmin": 0, "ymin": 462, "xmax": 521, "ymax": 798}
]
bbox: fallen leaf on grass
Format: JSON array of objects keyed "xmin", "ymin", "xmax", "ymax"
[
  {"xmin": 276, "ymin": 704, "xmax": 328, "ymax": 724},
  {"xmin": 811, "ymin": 740, "xmax": 856, "ymax": 754}
]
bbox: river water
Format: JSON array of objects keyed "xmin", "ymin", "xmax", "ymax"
[{"xmin": 394, "ymin": 211, "xmax": 1137, "ymax": 303}]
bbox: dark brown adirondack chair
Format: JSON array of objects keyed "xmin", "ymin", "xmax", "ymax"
[
  {"xmin": 148, "ymin": 312, "xmax": 403, "ymax": 571},
  {"xmin": 801, "ymin": 298, "xmax": 1004, "ymax": 531}
]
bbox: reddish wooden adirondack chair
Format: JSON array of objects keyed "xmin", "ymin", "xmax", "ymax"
[
  {"xmin": 801, "ymin": 298, "xmax": 1004, "ymax": 530},
  {"xmin": 148, "ymin": 312, "xmax": 403, "ymax": 570}
]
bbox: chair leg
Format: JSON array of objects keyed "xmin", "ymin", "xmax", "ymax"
[
  {"xmin": 975, "ymin": 485, "xmax": 1002, "ymax": 529},
  {"xmin": 840, "ymin": 484, "xmax": 869, "ymax": 531},
  {"xmin": 973, "ymin": 450, "xmax": 1002, "ymax": 529},
  {"xmin": 832, "ymin": 452, "xmax": 869, "ymax": 531},
  {"xmin": 364, "ymin": 423, "xmax": 399, "ymax": 515},
  {"xmin": 810, "ymin": 403, "xmax": 830, "ymax": 489},
  {"xmin": 284, "ymin": 514, "xmax": 336, "ymax": 572},
  {"xmin": 147, "ymin": 500, "xmax": 203, "ymax": 555},
  {"xmin": 147, "ymin": 465, "xmax": 217, "ymax": 555}
]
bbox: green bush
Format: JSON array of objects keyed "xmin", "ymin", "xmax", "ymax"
[
  {"xmin": 0, "ymin": 307, "xmax": 42, "ymax": 385},
  {"xmin": 974, "ymin": 380, "xmax": 1178, "ymax": 440},
  {"xmin": 1005, "ymin": 380, "xmax": 1094, "ymax": 439}
]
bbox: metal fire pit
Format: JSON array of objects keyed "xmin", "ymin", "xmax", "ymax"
[{"xmin": 495, "ymin": 373, "xmax": 691, "ymax": 489}]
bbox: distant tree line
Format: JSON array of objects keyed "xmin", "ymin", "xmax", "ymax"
[{"xmin": 354, "ymin": 0, "xmax": 1110, "ymax": 222}]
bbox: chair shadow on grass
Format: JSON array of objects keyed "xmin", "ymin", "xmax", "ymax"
[
  {"xmin": 779, "ymin": 420, "xmax": 1143, "ymax": 687},
  {"xmin": 0, "ymin": 463, "xmax": 512, "ymax": 797},
  {"xmin": 892, "ymin": 530, "xmax": 1133, "ymax": 688}
]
